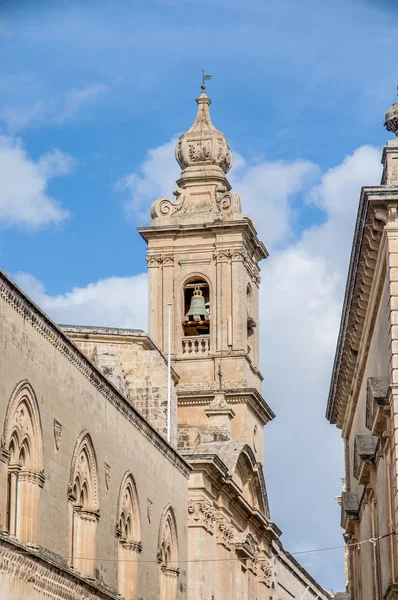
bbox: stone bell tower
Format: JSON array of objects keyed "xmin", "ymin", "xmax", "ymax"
[{"xmin": 138, "ymin": 84, "xmax": 274, "ymax": 461}]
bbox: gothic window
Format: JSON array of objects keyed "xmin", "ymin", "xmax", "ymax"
[
  {"xmin": 68, "ymin": 432, "xmax": 99, "ymax": 577},
  {"xmin": 158, "ymin": 505, "xmax": 179, "ymax": 600},
  {"xmin": 2, "ymin": 381, "xmax": 44, "ymax": 543},
  {"xmin": 182, "ymin": 277, "xmax": 210, "ymax": 337},
  {"xmin": 116, "ymin": 473, "xmax": 142, "ymax": 600}
]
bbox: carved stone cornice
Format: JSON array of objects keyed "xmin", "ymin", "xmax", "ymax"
[
  {"xmin": 0, "ymin": 538, "xmax": 119, "ymax": 600},
  {"xmin": 326, "ymin": 187, "xmax": 398, "ymax": 428},
  {"xmin": 0, "ymin": 269, "xmax": 190, "ymax": 479},
  {"xmin": 188, "ymin": 499, "xmax": 216, "ymax": 533}
]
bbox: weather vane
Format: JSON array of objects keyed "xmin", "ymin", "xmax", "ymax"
[{"xmin": 202, "ymin": 69, "xmax": 211, "ymax": 90}]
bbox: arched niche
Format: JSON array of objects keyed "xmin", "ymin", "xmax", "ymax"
[
  {"xmin": 68, "ymin": 431, "xmax": 99, "ymax": 577},
  {"xmin": 116, "ymin": 472, "xmax": 142, "ymax": 599},
  {"xmin": 181, "ymin": 274, "xmax": 211, "ymax": 355},
  {"xmin": 158, "ymin": 505, "xmax": 179, "ymax": 600},
  {"xmin": 2, "ymin": 380, "xmax": 44, "ymax": 542}
]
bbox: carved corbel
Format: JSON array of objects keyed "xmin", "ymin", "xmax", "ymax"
[{"xmin": 353, "ymin": 435, "xmax": 379, "ymax": 485}]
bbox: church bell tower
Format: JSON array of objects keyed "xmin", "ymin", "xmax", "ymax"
[{"xmin": 138, "ymin": 84, "xmax": 274, "ymax": 461}]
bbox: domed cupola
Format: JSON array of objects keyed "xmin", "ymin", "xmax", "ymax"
[
  {"xmin": 385, "ymin": 98, "xmax": 398, "ymax": 136},
  {"xmin": 175, "ymin": 85, "xmax": 232, "ymax": 177}
]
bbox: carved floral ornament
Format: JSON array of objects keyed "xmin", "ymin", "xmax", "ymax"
[
  {"xmin": 188, "ymin": 498, "xmax": 216, "ymax": 532},
  {"xmin": 216, "ymin": 516, "xmax": 235, "ymax": 549},
  {"xmin": 146, "ymin": 253, "xmax": 175, "ymax": 268}
]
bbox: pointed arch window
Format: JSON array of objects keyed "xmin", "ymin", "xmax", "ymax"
[
  {"xmin": 2, "ymin": 381, "xmax": 44, "ymax": 543},
  {"xmin": 116, "ymin": 473, "xmax": 142, "ymax": 599},
  {"xmin": 68, "ymin": 432, "xmax": 99, "ymax": 577},
  {"xmin": 158, "ymin": 505, "xmax": 179, "ymax": 600}
]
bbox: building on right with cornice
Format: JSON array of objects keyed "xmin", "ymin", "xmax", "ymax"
[{"xmin": 327, "ymin": 97, "xmax": 398, "ymax": 599}]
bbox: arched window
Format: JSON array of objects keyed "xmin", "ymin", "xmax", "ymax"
[
  {"xmin": 158, "ymin": 505, "xmax": 179, "ymax": 600},
  {"xmin": 3, "ymin": 381, "xmax": 44, "ymax": 543},
  {"xmin": 68, "ymin": 432, "xmax": 99, "ymax": 577},
  {"xmin": 182, "ymin": 276, "xmax": 210, "ymax": 355},
  {"xmin": 116, "ymin": 473, "xmax": 142, "ymax": 599}
]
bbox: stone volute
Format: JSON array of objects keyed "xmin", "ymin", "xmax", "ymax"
[{"xmin": 150, "ymin": 84, "xmax": 242, "ymax": 225}]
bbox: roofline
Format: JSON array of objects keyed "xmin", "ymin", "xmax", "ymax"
[{"xmin": 0, "ymin": 269, "xmax": 190, "ymax": 478}]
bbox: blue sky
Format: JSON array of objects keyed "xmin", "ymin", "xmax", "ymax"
[{"xmin": 1, "ymin": 0, "xmax": 398, "ymax": 591}]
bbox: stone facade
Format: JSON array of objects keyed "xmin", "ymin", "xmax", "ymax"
[
  {"xmin": 327, "ymin": 101, "xmax": 398, "ymax": 598},
  {"xmin": 0, "ymin": 270, "xmax": 189, "ymax": 599},
  {"xmin": 0, "ymin": 85, "xmax": 332, "ymax": 599}
]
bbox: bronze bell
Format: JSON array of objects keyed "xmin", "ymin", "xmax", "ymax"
[{"xmin": 186, "ymin": 286, "xmax": 207, "ymax": 321}]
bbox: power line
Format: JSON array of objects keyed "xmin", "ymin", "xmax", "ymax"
[{"xmin": 15, "ymin": 530, "xmax": 395, "ymax": 564}]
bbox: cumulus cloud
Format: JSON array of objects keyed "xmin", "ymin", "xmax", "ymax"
[
  {"xmin": 14, "ymin": 272, "xmax": 148, "ymax": 329},
  {"xmin": 0, "ymin": 136, "xmax": 72, "ymax": 228},
  {"xmin": 118, "ymin": 136, "xmax": 180, "ymax": 222}
]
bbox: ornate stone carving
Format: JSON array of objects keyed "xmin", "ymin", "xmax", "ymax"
[
  {"xmin": 146, "ymin": 254, "xmax": 162, "ymax": 268},
  {"xmin": 213, "ymin": 249, "xmax": 231, "ymax": 263},
  {"xmin": 104, "ymin": 462, "xmax": 111, "ymax": 490},
  {"xmin": 147, "ymin": 498, "xmax": 153, "ymax": 523},
  {"xmin": 162, "ymin": 254, "xmax": 174, "ymax": 267},
  {"xmin": 188, "ymin": 499, "xmax": 216, "ymax": 532},
  {"xmin": 216, "ymin": 191, "xmax": 242, "ymax": 213},
  {"xmin": 258, "ymin": 555, "xmax": 273, "ymax": 587},
  {"xmin": 0, "ymin": 542, "xmax": 114, "ymax": 600},
  {"xmin": 216, "ymin": 516, "xmax": 234, "ymax": 549},
  {"xmin": 150, "ymin": 189, "xmax": 187, "ymax": 222},
  {"xmin": 54, "ymin": 419, "xmax": 62, "ymax": 451}
]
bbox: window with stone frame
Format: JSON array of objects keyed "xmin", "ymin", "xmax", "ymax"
[
  {"xmin": 3, "ymin": 381, "xmax": 44, "ymax": 543},
  {"xmin": 182, "ymin": 277, "xmax": 210, "ymax": 337},
  {"xmin": 158, "ymin": 505, "xmax": 179, "ymax": 600},
  {"xmin": 68, "ymin": 432, "xmax": 99, "ymax": 577},
  {"xmin": 116, "ymin": 472, "xmax": 142, "ymax": 599}
]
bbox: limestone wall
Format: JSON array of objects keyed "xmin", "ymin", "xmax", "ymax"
[{"xmin": 0, "ymin": 272, "xmax": 189, "ymax": 600}]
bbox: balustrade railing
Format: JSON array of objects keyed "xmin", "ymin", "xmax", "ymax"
[{"xmin": 182, "ymin": 336, "xmax": 210, "ymax": 355}]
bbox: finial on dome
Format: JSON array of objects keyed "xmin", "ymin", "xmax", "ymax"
[
  {"xmin": 384, "ymin": 85, "xmax": 398, "ymax": 137},
  {"xmin": 174, "ymin": 76, "xmax": 232, "ymax": 175}
]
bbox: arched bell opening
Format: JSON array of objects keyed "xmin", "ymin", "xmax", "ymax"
[{"xmin": 181, "ymin": 276, "xmax": 211, "ymax": 355}]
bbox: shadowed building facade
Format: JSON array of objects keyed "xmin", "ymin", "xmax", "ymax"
[
  {"xmin": 0, "ymin": 87, "xmax": 331, "ymax": 599},
  {"xmin": 327, "ymin": 98, "xmax": 398, "ymax": 599}
]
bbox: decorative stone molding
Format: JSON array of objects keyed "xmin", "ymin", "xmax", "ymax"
[
  {"xmin": 213, "ymin": 249, "xmax": 231, "ymax": 263},
  {"xmin": 54, "ymin": 419, "xmax": 62, "ymax": 451},
  {"xmin": 366, "ymin": 376, "xmax": 390, "ymax": 434},
  {"xmin": 326, "ymin": 194, "xmax": 392, "ymax": 427},
  {"xmin": 353, "ymin": 435, "xmax": 379, "ymax": 485},
  {"xmin": 104, "ymin": 462, "xmax": 111, "ymax": 490},
  {"xmin": 146, "ymin": 253, "xmax": 175, "ymax": 267},
  {"xmin": 188, "ymin": 499, "xmax": 216, "ymax": 533},
  {"xmin": 258, "ymin": 555, "xmax": 273, "ymax": 587},
  {"xmin": 0, "ymin": 269, "xmax": 190, "ymax": 479},
  {"xmin": 147, "ymin": 498, "xmax": 153, "ymax": 523},
  {"xmin": 341, "ymin": 492, "xmax": 360, "ymax": 521},
  {"xmin": 18, "ymin": 470, "xmax": 45, "ymax": 488},
  {"xmin": 215, "ymin": 516, "xmax": 234, "ymax": 549},
  {"xmin": 234, "ymin": 531, "xmax": 259, "ymax": 560},
  {"xmin": 216, "ymin": 191, "xmax": 241, "ymax": 213},
  {"xmin": 0, "ymin": 540, "xmax": 119, "ymax": 600},
  {"xmin": 150, "ymin": 189, "xmax": 187, "ymax": 222}
]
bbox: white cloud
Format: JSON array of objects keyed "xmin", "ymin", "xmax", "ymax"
[
  {"xmin": 14, "ymin": 272, "xmax": 148, "ymax": 329},
  {"xmin": 0, "ymin": 136, "xmax": 72, "ymax": 228},
  {"xmin": 118, "ymin": 136, "xmax": 180, "ymax": 222},
  {"xmin": 0, "ymin": 84, "xmax": 108, "ymax": 133}
]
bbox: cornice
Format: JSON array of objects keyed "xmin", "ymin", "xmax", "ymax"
[
  {"xmin": 326, "ymin": 186, "xmax": 398, "ymax": 427},
  {"xmin": 138, "ymin": 219, "xmax": 268, "ymax": 262},
  {"xmin": 177, "ymin": 387, "xmax": 275, "ymax": 423},
  {"xmin": 0, "ymin": 270, "xmax": 190, "ymax": 478},
  {"xmin": 0, "ymin": 534, "xmax": 119, "ymax": 600}
]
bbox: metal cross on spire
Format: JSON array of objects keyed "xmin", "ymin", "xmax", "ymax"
[{"xmin": 202, "ymin": 70, "xmax": 211, "ymax": 90}]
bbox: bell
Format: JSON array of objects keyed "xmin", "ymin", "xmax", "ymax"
[{"xmin": 186, "ymin": 286, "xmax": 207, "ymax": 320}]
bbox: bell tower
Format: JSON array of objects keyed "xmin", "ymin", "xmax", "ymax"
[{"xmin": 138, "ymin": 84, "xmax": 274, "ymax": 462}]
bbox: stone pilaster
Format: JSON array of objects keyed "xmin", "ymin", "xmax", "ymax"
[{"xmin": 187, "ymin": 498, "xmax": 216, "ymax": 600}]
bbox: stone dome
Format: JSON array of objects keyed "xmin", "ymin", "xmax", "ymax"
[
  {"xmin": 175, "ymin": 87, "xmax": 232, "ymax": 174},
  {"xmin": 385, "ymin": 101, "xmax": 398, "ymax": 136}
]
